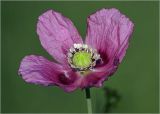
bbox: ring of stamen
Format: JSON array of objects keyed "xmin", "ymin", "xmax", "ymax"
[{"xmin": 67, "ymin": 43, "xmax": 101, "ymax": 71}]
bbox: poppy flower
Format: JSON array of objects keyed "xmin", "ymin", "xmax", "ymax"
[{"xmin": 18, "ymin": 8, "xmax": 134, "ymax": 92}]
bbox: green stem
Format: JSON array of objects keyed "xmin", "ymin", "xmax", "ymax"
[{"xmin": 85, "ymin": 88, "xmax": 92, "ymax": 114}]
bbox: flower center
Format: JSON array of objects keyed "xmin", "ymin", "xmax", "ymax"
[
  {"xmin": 67, "ymin": 43, "xmax": 101, "ymax": 71},
  {"xmin": 72, "ymin": 51, "xmax": 92, "ymax": 68}
]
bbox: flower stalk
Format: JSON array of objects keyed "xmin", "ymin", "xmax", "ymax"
[{"xmin": 85, "ymin": 88, "xmax": 92, "ymax": 114}]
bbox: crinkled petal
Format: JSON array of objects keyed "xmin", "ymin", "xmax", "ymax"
[
  {"xmin": 18, "ymin": 55, "xmax": 80, "ymax": 92},
  {"xmin": 79, "ymin": 71, "xmax": 107, "ymax": 89},
  {"xmin": 79, "ymin": 65, "xmax": 117, "ymax": 88},
  {"xmin": 85, "ymin": 8, "xmax": 134, "ymax": 65},
  {"xmin": 37, "ymin": 10, "xmax": 83, "ymax": 64},
  {"xmin": 84, "ymin": 8, "xmax": 134, "ymax": 87}
]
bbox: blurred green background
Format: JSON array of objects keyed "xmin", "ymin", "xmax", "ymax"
[{"xmin": 1, "ymin": 1, "xmax": 159, "ymax": 113}]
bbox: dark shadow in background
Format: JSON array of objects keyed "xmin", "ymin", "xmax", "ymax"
[{"xmin": 103, "ymin": 87, "xmax": 121, "ymax": 113}]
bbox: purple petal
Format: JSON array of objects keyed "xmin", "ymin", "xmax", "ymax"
[
  {"xmin": 79, "ymin": 71, "xmax": 107, "ymax": 88},
  {"xmin": 18, "ymin": 55, "xmax": 80, "ymax": 92},
  {"xmin": 79, "ymin": 65, "xmax": 117, "ymax": 88},
  {"xmin": 84, "ymin": 8, "xmax": 134, "ymax": 87},
  {"xmin": 85, "ymin": 8, "xmax": 134, "ymax": 65},
  {"xmin": 37, "ymin": 10, "xmax": 83, "ymax": 64}
]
